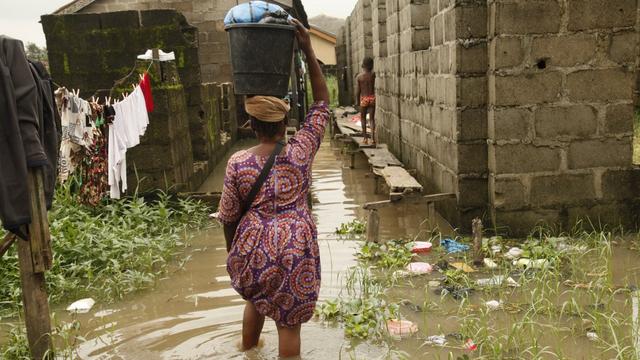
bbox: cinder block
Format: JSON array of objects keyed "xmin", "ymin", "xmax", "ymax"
[
  {"xmin": 601, "ymin": 169, "xmax": 640, "ymax": 200},
  {"xmin": 567, "ymin": 69, "xmax": 635, "ymax": 102},
  {"xmin": 604, "ymin": 103, "xmax": 635, "ymax": 134},
  {"xmin": 530, "ymin": 173, "xmax": 597, "ymax": 207},
  {"xmin": 568, "ymin": 0, "xmax": 637, "ymax": 31},
  {"xmin": 489, "ymin": 107, "xmax": 533, "ymax": 142},
  {"xmin": 458, "ymin": 177, "xmax": 489, "ymax": 208},
  {"xmin": 491, "ymin": 37, "xmax": 524, "ymax": 69},
  {"xmin": 531, "ymin": 34, "xmax": 597, "ymax": 67},
  {"xmin": 494, "ymin": 2, "xmax": 561, "ymax": 35},
  {"xmin": 457, "ymin": 76, "xmax": 487, "ymax": 107},
  {"xmin": 494, "ymin": 72, "xmax": 562, "ymax": 106},
  {"xmin": 492, "ymin": 144, "xmax": 561, "ymax": 174},
  {"xmin": 492, "ymin": 209, "xmax": 562, "ymax": 237},
  {"xmin": 609, "ymin": 31, "xmax": 638, "ymax": 65},
  {"xmin": 568, "ymin": 138, "xmax": 633, "ymax": 169},
  {"xmin": 458, "ymin": 107, "xmax": 487, "ymax": 141},
  {"xmin": 535, "ymin": 105, "xmax": 597, "ymax": 139},
  {"xmin": 458, "ymin": 143, "xmax": 488, "ymax": 173},
  {"xmin": 455, "ymin": 42, "xmax": 488, "ymax": 75},
  {"xmin": 492, "ymin": 177, "xmax": 527, "ymax": 210},
  {"xmin": 454, "ymin": 5, "xmax": 487, "ymax": 40}
]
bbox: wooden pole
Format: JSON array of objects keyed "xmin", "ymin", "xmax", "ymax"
[
  {"xmin": 366, "ymin": 209, "xmax": 380, "ymax": 243},
  {"xmin": 472, "ymin": 218, "xmax": 483, "ymax": 266},
  {"xmin": 18, "ymin": 168, "xmax": 53, "ymax": 359}
]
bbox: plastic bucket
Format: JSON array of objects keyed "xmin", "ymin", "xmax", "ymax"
[{"xmin": 225, "ymin": 23, "xmax": 295, "ymax": 97}]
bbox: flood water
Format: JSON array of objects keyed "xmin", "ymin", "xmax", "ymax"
[{"xmin": 64, "ymin": 137, "xmax": 450, "ymax": 359}]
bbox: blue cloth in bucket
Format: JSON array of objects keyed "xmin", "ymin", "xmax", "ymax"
[
  {"xmin": 441, "ymin": 238, "xmax": 470, "ymax": 254},
  {"xmin": 224, "ymin": 1, "xmax": 293, "ymax": 25}
]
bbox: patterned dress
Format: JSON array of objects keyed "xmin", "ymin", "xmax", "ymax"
[{"xmin": 218, "ymin": 102, "xmax": 329, "ymax": 327}]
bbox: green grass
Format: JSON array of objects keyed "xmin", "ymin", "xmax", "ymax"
[
  {"xmin": 0, "ymin": 184, "xmax": 211, "ymax": 320},
  {"xmin": 634, "ymin": 112, "xmax": 640, "ymax": 165},
  {"xmin": 307, "ymin": 74, "xmax": 339, "ymax": 108}
]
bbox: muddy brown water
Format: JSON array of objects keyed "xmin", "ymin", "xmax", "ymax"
[
  {"xmin": 10, "ymin": 138, "xmax": 640, "ymax": 359},
  {"xmin": 54, "ymin": 138, "xmax": 450, "ymax": 359}
]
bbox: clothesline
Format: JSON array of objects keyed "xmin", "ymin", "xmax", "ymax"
[{"xmin": 55, "ymin": 71, "xmax": 154, "ymax": 204}]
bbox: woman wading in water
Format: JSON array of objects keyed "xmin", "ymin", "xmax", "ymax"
[{"xmin": 217, "ymin": 19, "xmax": 330, "ymax": 358}]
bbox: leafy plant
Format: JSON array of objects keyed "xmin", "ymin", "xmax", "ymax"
[
  {"xmin": 335, "ymin": 219, "xmax": 366, "ymax": 236},
  {"xmin": 356, "ymin": 240, "xmax": 413, "ymax": 269}
]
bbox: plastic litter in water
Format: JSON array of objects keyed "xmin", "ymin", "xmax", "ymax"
[
  {"xmin": 387, "ymin": 319, "xmax": 418, "ymax": 338},
  {"xmin": 406, "ymin": 262, "xmax": 433, "ymax": 275},
  {"xmin": 476, "ymin": 276, "xmax": 520, "ymax": 288},
  {"xmin": 451, "ymin": 262, "xmax": 476, "ymax": 273},
  {"xmin": 412, "ymin": 241, "xmax": 433, "ymax": 254},
  {"xmin": 67, "ymin": 298, "xmax": 96, "ymax": 314},
  {"xmin": 490, "ymin": 244, "xmax": 502, "ymax": 254},
  {"xmin": 441, "ymin": 238, "xmax": 470, "ymax": 254},
  {"xmin": 587, "ymin": 332, "xmax": 599, "ymax": 341},
  {"xmin": 428, "ymin": 280, "xmax": 441, "ymax": 288},
  {"xmin": 483, "ymin": 258, "xmax": 498, "ymax": 269},
  {"xmin": 514, "ymin": 258, "xmax": 549, "ymax": 269},
  {"xmin": 465, "ymin": 339, "xmax": 478, "ymax": 351},
  {"xmin": 485, "ymin": 300, "xmax": 502, "ymax": 311},
  {"xmin": 504, "ymin": 247, "xmax": 524, "ymax": 260},
  {"xmin": 424, "ymin": 335, "xmax": 447, "ymax": 346}
]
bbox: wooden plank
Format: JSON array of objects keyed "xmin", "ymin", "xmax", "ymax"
[
  {"xmin": 351, "ymin": 136, "xmax": 376, "ymax": 149},
  {"xmin": 17, "ymin": 239, "xmax": 52, "ymax": 359},
  {"xmin": 363, "ymin": 193, "xmax": 457, "ymax": 210},
  {"xmin": 379, "ymin": 166, "xmax": 423, "ymax": 193},
  {"xmin": 27, "ymin": 168, "xmax": 52, "ymax": 273},
  {"xmin": 361, "ymin": 146, "xmax": 403, "ymax": 168},
  {"xmin": 19, "ymin": 168, "xmax": 53, "ymax": 359},
  {"xmin": 0, "ymin": 233, "xmax": 16, "ymax": 258}
]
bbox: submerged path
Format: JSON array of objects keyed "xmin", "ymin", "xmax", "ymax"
[{"xmin": 69, "ymin": 137, "xmax": 445, "ymax": 359}]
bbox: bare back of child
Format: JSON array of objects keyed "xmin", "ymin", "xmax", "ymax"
[{"xmin": 356, "ymin": 57, "xmax": 376, "ymax": 145}]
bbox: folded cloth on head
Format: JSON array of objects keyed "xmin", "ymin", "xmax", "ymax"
[{"xmin": 245, "ymin": 96, "xmax": 290, "ymax": 122}]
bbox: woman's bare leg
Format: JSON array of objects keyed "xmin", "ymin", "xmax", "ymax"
[
  {"xmin": 242, "ymin": 301, "xmax": 265, "ymax": 350},
  {"xmin": 276, "ymin": 324, "xmax": 301, "ymax": 358}
]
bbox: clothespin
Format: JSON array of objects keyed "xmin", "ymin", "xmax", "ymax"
[{"xmin": 139, "ymin": 73, "xmax": 144, "ymax": 81}]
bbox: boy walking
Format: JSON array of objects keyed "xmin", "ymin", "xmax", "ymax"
[{"xmin": 356, "ymin": 57, "xmax": 376, "ymax": 145}]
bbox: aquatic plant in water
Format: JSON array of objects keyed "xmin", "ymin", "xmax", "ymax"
[{"xmin": 335, "ymin": 219, "xmax": 367, "ymax": 236}]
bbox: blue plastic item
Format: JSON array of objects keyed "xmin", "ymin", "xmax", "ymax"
[
  {"xmin": 441, "ymin": 238, "xmax": 470, "ymax": 254},
  {"xmin": 224, "ymin": 1, "xmax": 292, "ymax": 25}
]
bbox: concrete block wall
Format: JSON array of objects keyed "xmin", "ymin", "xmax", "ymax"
[
  {"xmin": 487, "ymin": 0, "xmax": 640, "ymax": 233},
  {"xmin": 338, "ymin": 0, "xmax": 640, "ymax": 234},
  {"xmin": 80, "ymin": 0, "xmax": 241, "ymax": 83}
]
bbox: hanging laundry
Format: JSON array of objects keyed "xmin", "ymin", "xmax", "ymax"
[
  {"xmin": 108, "ymin": 85, "xmax": 150, "ymax": 199},
  {"xmin": 78, "ymin": 103, "xmax": 108, "ymax": 206},
  {"xmin": 139, "ymin": 72, "xmax": 154, "ymax": 112},
  {"xmin": 57, "ymin": 89, "xmax": 96, "ymax": 182}
]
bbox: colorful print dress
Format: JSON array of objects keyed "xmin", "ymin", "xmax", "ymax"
[{"xmin": 218, "ymin": 102, "xmax": 330, "ymax": 327}]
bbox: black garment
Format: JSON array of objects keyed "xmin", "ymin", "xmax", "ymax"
[
  {"xmin": 27, "ymin": 60, "xmax": 60, "ymax": 209},
  {"xmin": 0, "ymin": 36, "xmax": 58, "ymax": 237}
]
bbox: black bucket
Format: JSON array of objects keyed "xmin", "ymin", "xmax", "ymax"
[{"xmin": 225, "ymin": 23, "xmax": 295, "ymax": 97}]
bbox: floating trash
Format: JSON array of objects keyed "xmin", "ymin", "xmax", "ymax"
[
  {"xmin": 424, "ymin": 335, "xmax": 447, "ymax": 346},
  {"xmin": 490, "ymin": 244, "xmax": 502, "ymax": 254},
  {"xmin": 587, "ymin": 332, "xmax": 599, "ymax": 341},
  {"xmin": 465, "ymin": 339, "xmax": 478, "ymax": 351},
  {"xmin": 387, "ymin": 319, "xmax": 418, "ymax": 338},
  {"xmin": 451, "ymin": 262, "xmax": 476, "ymax": 273},
  {"xmin": 504, "ymin": 247, "xmax": 524, "ymax": 260},
  {"xmin": 476, "ymin": 276, "xmax": 520, "ymax": 288},
  {"xmin": 412, "ymin": 241, "xmax": 433, "ymax": 254},
  {"xmin": 67, "ymin": 298, "xmax": 96, "ymax": 314},
  {"xmin": 514, "ymin": 258, "xmax": 549, "ymax": 269},
  {"xmin": 406, "ymin": 262, "xmax": 433, "ymax": 275},
  {"xmin": 483, "ymin": 258, "xmax": 498, "ymax": 269},
  {"xmin": 485, "ymin": 300, "xmax": 502, "ymax": 311},
  {"xmin": 428, "ymin": 280, "xmax": 441, "ymax": 288},
  {"xmin": 441, "ymin": 238, "xmax": 470, "ymax": 254}
]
